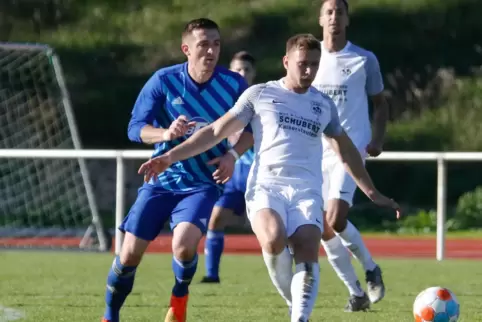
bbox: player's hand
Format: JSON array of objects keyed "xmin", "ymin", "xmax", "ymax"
[
  {"xmin": 366, "ymin": 141, "xmax": 383, "ymax": 157},
  {"xmin": 138, "ymin": 154, "xmax": 173, "ymax": 183},
  {"xmin": 370, "ymin": 192, "xmax": 402, "ymax": 219},
  {"xmin": 207, "ymin": 152, "xmax": 236, "ymax": 184},
  {"xmin": 163, "ymin": 115, "xmax": 196, "ymax": 141}
]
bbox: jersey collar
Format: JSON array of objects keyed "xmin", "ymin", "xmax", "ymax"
[
  {"xmin": 183, "ymin": 62, "xmax": 218, "ymax": 92},
  {"xmin": 321, "ymin": 40, "xmax": 352, "ymax": 55}
]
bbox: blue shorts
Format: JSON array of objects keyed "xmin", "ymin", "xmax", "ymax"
[
  {"xmin": 119, "ymin": 183, "xmax": 220, "ymax": 241},
  {"xmin": 214, "ymin": 162, "xmax": 250, "ymax": 216}
]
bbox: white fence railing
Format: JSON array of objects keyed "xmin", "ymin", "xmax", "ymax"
[{"xmin": 2, "ymin": 149, "xmax": 482, "ymax": 260}]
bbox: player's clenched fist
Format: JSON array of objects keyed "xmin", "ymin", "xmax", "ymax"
[
  {"xmin": 162, "ymin": 115, "xmax": 196, "ymax": 141},
  {"xmin": 138, "ymin": 154, "xmax": 173, "ymax": 182}
]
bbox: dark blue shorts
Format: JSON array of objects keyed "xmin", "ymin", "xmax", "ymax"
[
  {"xmin": 214, "ymin": 162, "xmax": 250, "ymax": 216},
  {"xmin": 119, "ymin": 183, "xmax": 220, "ymax": 241}
]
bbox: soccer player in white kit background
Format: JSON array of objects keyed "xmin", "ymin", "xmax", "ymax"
[
  {"xmin": 313, "ymin": 0, "xmax": 391, "ymax": 310},
  {"xmin": 138, "ymin": 33, "xmax": 400, "ymax": 322}
]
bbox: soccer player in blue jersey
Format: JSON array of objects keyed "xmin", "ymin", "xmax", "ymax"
[
  {"xmin": 101, "ymin": 18, "xmax": 251, "ymax": 322},
  {"xmin": 201, "ymin": 51, "xmax": 257, "ymax": 283}
]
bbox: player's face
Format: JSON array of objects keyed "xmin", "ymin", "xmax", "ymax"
[
  {"xmin": 230, "ymin": 59, "xmax": 256, "ymax": 85},
  {"xmin": 319, "ymin": 0, "xmax": 349, "ymax": 35},
  {"xmin": 284, "ymin": 49, "xmax": 320, "ymax": 89},
  {"xmin": 182, "ymin": 28, "xmax": 221, "ymax": 72}
]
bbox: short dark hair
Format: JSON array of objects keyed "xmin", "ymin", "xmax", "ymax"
[
  {"xmin": 320, "ymin": 0, "xmax": 349, "ymax": 13},
  {"xmin": 231, "ymin": 51, "xmax": 256, "ymax": 66},
  {"xmin": 182, "ymin": 18, "xmax": 219, "ymax": 39},
  {"xmin": 286, "ymin": 34, "xmax": 321, "ymax": 54}
]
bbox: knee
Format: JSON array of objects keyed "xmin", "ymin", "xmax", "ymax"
[
  {"xmin": 290, "ymin": 225, "xmax": 321, "ymax": 263},
  {"xmin": 252, "ymin": 210, "xmax": 286, "ymax": 255},
  {"xmin": 262, "ymin": 234, "xmax": 286, "ymax": 255},
  {"xmin": 119, "ymin": 233, "xmax": 149, "ymax": 266},
  {"xmin": 172, "ymin": 222, "xmax": 202, "ymax": 261},
  {"xmin": 120, "ymin": 251, "xmax": 143, "ymax": 267},
  {"xmin": 172, "ymin": 244, "xmax": 197, "ymax": 261},
  {"xmin": 257, "ymin": 224, "xmax": 286, "ymax": 254}
]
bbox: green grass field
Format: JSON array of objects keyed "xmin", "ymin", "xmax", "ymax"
[{"xmin": 0, "ymin": 252, "xmax": 480, "ymax": 321}]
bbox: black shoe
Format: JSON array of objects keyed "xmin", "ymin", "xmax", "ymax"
[
  {"xmin": 200, "ymin": 276, "xmax": 220, "ymax": 283},
  {"xmin": 344, "ymin": 293, "xmax": 371, "ymax": 312}
]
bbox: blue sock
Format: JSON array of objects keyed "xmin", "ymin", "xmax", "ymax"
[
  {"xmin": 205, "ymin": 230, "xmax": 225, "ymax": 279},
  {"xmin": 172, "ymin": 254, "xmax": 198, "ymax": 297},
  {"xmin": 104, "ymin": 256, "xmax": 137, "ymax": 322}
]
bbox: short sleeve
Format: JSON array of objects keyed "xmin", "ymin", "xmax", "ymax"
[
  {"xmin": 365, "ymin": 52, "xmax": 384, "ymax": 96},
  {"xmin": 228, "ymin": 84, "xmax": 265, "ymax": 127},
  {"xmin": 323, "ymin": 99, "xmax": 343, "ymax": 137}
]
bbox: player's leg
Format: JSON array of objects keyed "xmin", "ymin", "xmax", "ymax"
[
  {"xmin": 202, "ymin": 162, "xmax": 250, "ymax": 283},
  {"xmin": 321, "ymin": 220, "xmax": 370, "ymax": 312},
  {"xmin": 286, "ymin": 190, "xmax": 324, "ymax": 322},
  {"xmin": 166, "ymin": 187, "xmax": 220, "ymax": 322},
  {"xmin": 202, "ymin": 190, "xmax": 245, "ymax": 283},
  {"xmin": 102, "ymin": 184, "xmax": 173, "ymax": 322},
  {"xmin": 326, "ymin": 161, "xmax": 385, "ymax": 303},
  {"xmin": 201, "ymin": 205, "xmax": 233, "ymax": 283},
  {"xmin": 246, "ymin": 186, "xmax": 294, "ymax": 311},
  {"xmin": 319, "ymin": 162, "xmax": 370, "ymax": 311}
]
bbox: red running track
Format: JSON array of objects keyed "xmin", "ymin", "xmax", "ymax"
[
  {"xmin": 146, "ymin": 235, "xmax": 482, "ymax": 259},
  {"xmin": 2, "ymin": 235, "xmax": 480, "ymax": 259}
]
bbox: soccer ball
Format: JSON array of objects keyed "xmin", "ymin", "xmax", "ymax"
[{"xmin": 413, "ymin": 286, "xmax": 460, "ymax": 321}]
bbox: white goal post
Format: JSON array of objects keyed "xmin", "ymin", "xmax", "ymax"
[
  {"xmin": 0, "ymin": 43, "xmax": 109, "ymax": 251},
  {"xmin": 0, "ymin": 149, "xmax": 481, "ymax": 259}
]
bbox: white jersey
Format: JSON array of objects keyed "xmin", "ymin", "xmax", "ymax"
[
  {"xmin": 229, "ymin": 79, "xmax": 343, "ymax": 191},
  {"xmin": 312, "ymin": 41, "xmax": 384, "ymax": 155}
]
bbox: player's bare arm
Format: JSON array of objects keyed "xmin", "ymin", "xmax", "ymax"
[
  {"xmin": 139, "ymin": 116, "xmax": 196, "ymax": 144},
  {"xmin": 139, "ymin": 112, "xmax": 247, "ymax": 180},
  {"xmin": 367, "ymin": 93, "xmax": 389, "ymax": 157},
  {"xmin": 325, "ymin": 130, "xmax": 401, "ymax": 218}
]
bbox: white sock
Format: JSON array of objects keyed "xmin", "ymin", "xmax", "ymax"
[
  {"xmin": 321, "ymin": 236, "xmax": 365, "ymax": 297},
  {"xmin": 262, "ymin": 247, "xmax": 293, "ymax": 308},
  {"xmin": 337, "ymin": 221, "xmax": 377, "ymax": 272},
  {"xmin": 290, "ymin": 262, "xmax": 320, "ymax": 322}
]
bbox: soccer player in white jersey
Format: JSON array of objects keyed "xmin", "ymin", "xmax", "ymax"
[
  {"xmin": 138, "ymin": 33, "xmax": 400, "ymax": 321},
  {"xmin": 312, "ymin": 0, "xmax": 391, "ymax": 310}
]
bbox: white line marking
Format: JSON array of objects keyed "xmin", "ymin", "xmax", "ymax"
[{"xmin": 0, "ymin": 306, "xmax": 25, "ymax": 321}]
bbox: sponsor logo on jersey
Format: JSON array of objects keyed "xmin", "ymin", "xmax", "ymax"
[
  {"xmin": 278, "ymin": 112, "xmax": 321, "ymax": 137},
  {"xmin": 185, "ymin": 117, "xmax": 210, "ymax": 137}
]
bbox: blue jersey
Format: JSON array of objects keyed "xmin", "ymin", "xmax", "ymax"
[
  {"xmin": 238, "ymin": 148, "xmax": 254, "ymax": 165},
  {"xmin": 128, "ymin": 62, "xmax": 248, "ymax": 192}
]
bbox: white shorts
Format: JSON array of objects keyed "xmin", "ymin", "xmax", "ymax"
[
  {"xmin": 245, "ymin": 183, "xmax": 324, "ymax": 237},
  {"xmin": 322, "ymin": 149, "xmax": 367, "ymax": 209}
]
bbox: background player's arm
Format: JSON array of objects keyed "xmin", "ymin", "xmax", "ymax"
[
  {"xmin": 127, "ymin": 72, "xmax": 171, "ymax": 144},
  {"xmin": 165, "ymin": 85, "xmax": 259, "ymax": 164},
  {"xmin": 366, "ymin": 53, "xmax": 389, "ymax": 149},
  {"xmin": 323, "ymin": 102, "xmax": 379, "ymax": 199}
]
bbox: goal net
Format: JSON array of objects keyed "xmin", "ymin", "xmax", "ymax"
[{"xmin": 0, "ymin": 43, "xmax": 110, "ymax": 251}]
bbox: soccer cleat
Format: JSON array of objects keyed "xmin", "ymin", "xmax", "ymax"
[
  {"xmin": 344, "ymin": 293, "xmax": 371, "ymax": 312},
  {"xmin": 101, "ymin": 318, "xmax": 110, "ymax": 322},
  {"xmin": 200, "ymin": 276, "xmax": 220, "ymax": 284},
  {"xmin": 366, "ymin": 265, "xmax": 385, "ymax": 303},
  {"xmin": 164, "ymin": 294, "xmax": 188, "ymax": 322}
]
